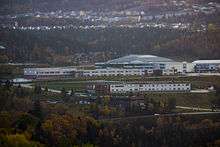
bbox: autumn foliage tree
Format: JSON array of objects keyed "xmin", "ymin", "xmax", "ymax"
[{"xmin": 42, "ymin": 114, "xmax": 99, "ymax": 146}]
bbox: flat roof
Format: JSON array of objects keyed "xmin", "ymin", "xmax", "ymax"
[
  {"xmin": 24, "ymin": 67, "xmax": 76, "ymax": 72},
  {"xmin": 88, "ymin": 81, "xmax": 190, "ymax": 85},
  {"xmin": 192, "ymin": 60, "xmax": 220, "ymax": 64}
]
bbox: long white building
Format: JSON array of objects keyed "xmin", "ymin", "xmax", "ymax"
[
  {"xmin": 24, "ymin": 67, "xmax": 76, "ymax": 79},
  {"xmin": 80, "ymin": 63, "xmax": 194, "ymax": 77},
  {"xmin": 192, "ymin": 60, "xmax": 220, "ymax": 72},
  {"xmin": 80, "ymin": 68, "xmax": 147, "ymax": 77},
  {"xmin": 110, "ymin": 83, "xmax": 191, "ymax": 93}
]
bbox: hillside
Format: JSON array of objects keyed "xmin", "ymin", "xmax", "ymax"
[
  {"xmin": 0, "ymin": 27, "xmax": 186, "ymax": 63},
  {"xmin": 152, "ymin": 28, "xmax": 220, "ymax": 61},
  {"xmin": 1, "ymin": 27, "xmax": 220, "ymax": 64},
  {"xmin": 0, "ymin": 0, "xmax": 219, "ymax": 64}
]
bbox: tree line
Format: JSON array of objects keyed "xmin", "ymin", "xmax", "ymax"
[{"xmin": 0, "ymin": 83, "xmax": 220, "ymax": 146}]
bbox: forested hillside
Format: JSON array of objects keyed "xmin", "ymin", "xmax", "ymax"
[
  {"xmin": 0, "ymin": 0, "xmax": 219, "ymax": 64},
  {"xmin": 0, "ymin": 84, "xmax": 220, "ymax": 147},
  {"xmin": 152, "ymin": 26, "xmax": 220, "ymax": 60},
  {"xmin": 1, "ymin": 26, "xmax": 220, "ymax": 64}
]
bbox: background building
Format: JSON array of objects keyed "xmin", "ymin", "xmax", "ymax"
[
  {"xmin": 163, "ymin": 62, "xmax": 194, "ymax": 75},
  {"xmin": 23, "ymin": 55, "xmax": 220, "ymax": 80},
  {"xmin": 95, "ymin": 54, "xmax": 174, "ymax": 69},
  {"xmin": 92, "ymin": 54, "xmax": 194, "ymax": 76},
  {"xmin": 80, "ymin": 68, "xmax": 146, "ymax": 77},
  {"xmin": 24, "ymin": 67, "xmax": 76, "ymax": 80},
  {"xmin": 192, "ymin": 60, "xmax": 220, "ymax": 73}
]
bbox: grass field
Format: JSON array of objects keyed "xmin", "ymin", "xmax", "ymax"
[{"xmin": 35, "ymin": 81, "xmax": 86, "ymax": 91}]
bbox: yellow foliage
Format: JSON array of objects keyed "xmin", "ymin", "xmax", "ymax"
[{"xmin": 1, "ymin": 134, "xmax": 43, "ymax": 147}]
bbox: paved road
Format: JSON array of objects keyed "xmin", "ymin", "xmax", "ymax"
[
  {"xmin": 176, "ymin": 106, "xmax": 220, "ymax": 112},
  {"xmin": 190, "ymin": 89, "xmax": 210, "ymax": 93},
  {"xmin": 186, "ymin": 73, "xmax": 220, "ymax": 76},
  {"xmin": 101, "ymin": 111, "xmax": 220, "ymax": 121},
  {"xmin": 20, "ymin": 84, "xmax": 62, "ymax": 94}
]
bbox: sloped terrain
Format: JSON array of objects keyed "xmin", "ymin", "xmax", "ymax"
[{"xmin": 152, "ymin": 29, "xmax": 220, "ymax": 60}]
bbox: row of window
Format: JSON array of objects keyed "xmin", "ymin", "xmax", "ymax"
[
  {"xmin": 25, "ymin": 70, "xmax": 74, "ymax": 75},
  {"xmin": 84, "ymin": 73, "xmax": 143, "ymax": 77},
  {"xmin": 139, "ymin": 84, "xmax": 189, "ymax": 87},
  {"xmin": 111, "ymin": 84, "xmax": 190, "ymax": 88},
  {"xmin": 111, "ymin": 87, "xmax": 190, "ymax": 92},
  {"xmin": 84, "ymin": 72, "xmax": 144, "ymax": 75},
  {"xmin": 35, "ymin": 71, "xmax": 73, "ymax": 75},
  {"xmin": 83, "ymin": 70, "xmax": 144, "ymax": 74}
]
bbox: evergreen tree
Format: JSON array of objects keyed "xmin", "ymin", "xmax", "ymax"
[
  {"xmin": 5, "ymin": 80, "xmax": 12, "ymax": 89},
  {"xmin": 31, "ymin": 98, "xmax": 43, "ymax": 120},
  {"xmin": 44, "ymin": 86, "xmax": 48, "ymax": 93},
  {"xmin": 70, "ymin": 88, "xmax": 75, "ymax": 96},
  {"xmin": 34, "ymin": 84, "xmax": 42, "ymax": 95},
  {"xmin": 15, "ymin": 84, "xmax": 25, "ymax": 97},
  {"xmin": 167, "ymin": 98, "xmax": 176, "ymax": 112},
  {"xmin": 61, "ymin": 87, "xmax": 67, "ymax": 100}
]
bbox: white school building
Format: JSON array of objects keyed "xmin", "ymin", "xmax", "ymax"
[
  {"xmin": 24, "ymin": 67, "xmax": 76, "ymax": 79},
  {"xmin": 80, "ymin": 68, "xmax": 146, "ymax": 77},
  {"xmin": 110, "ymin": 82, "xmax": 191, "ymax": 93}
]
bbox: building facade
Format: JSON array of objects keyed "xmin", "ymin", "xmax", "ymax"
[
  {"xmin": 93, "ymin": 55, "xmax": 194, "ymax": 76},
  {"xmin": 80, "ymin": 68, "xmax": 146, "ymax": 77},
  {"xmin": 192, "ymin": 60, "xmax": 220, "ymax": 73},
  {"xmin": 87, "ymin": 82, "xmax": 191, "ymax": 94},
  {"xmin": 110, "ymin": 83, "xmax": 191, "ymax": 93},
  {"xmin": 163, "ymin": 62, "xmax": 194, "ymax": 75},
  {"xmin": 23, "ymin": 55, "xmax": 220, "ymax": 80},
  {"xmin": 24, "ymin": 67, "xmax": 76, "ymax": 80},
  {"xmin": 95, "ymin": 55, "xmax": 173, "ymax": 69}
]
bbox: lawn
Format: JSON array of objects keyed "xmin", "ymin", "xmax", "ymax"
[{"xmin": 35, "ymin": 81, "xmax": 87, "ymax": 91}]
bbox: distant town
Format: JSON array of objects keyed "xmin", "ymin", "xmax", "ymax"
[{"xmin": 1, "ymin": 1, "xmax": 219, "ymax": 31}]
